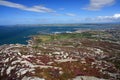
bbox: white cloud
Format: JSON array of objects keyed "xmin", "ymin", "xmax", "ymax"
[
  {"xmin": 0, "ymin": 0, "xmax": 55, "ymax": 13},
  {"xmin": 83, "ymin": 0, "xmax": 115, "ymax": 11},
  {"xmin": 113, "ymin": 14, "xmax": 120, "ymax": 19},
  {"xmin": 79, "ymin": 13, "xmax": 120, "ymax": 23},
  {"xmin": 97, "ymin": 13, "xmax": 120, "ymax": 20},
  {"xmin": 66, "ymin": 13, "xmax": 76, "ymax": 16},
  {"xmin": 85, "ymin": 13, "xmax": 120, "ymax": 22}
]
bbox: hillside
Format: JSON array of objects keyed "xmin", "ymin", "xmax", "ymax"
[{"xmin": 0, "ymin": 30, "xmax": 120, "ymax": 80}]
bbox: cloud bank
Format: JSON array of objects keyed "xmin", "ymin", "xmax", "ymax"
[
  {"xmin": 96, "ymin": 13, "xmax": 120, "ymax": 21},
  {"xmin": 84, "ymin": 0, "xmax": 115, "ymax": 11},
  {"xmin": 0, "ymin": 0, "xmax": 55, "ymax": 13},
  {"xmin": 84, "ymin": 13, "xmax": 120, "ymax": 22},
  {"xmin": 72, "ymin": 13, "xmax": 120, "ymax": 23}
]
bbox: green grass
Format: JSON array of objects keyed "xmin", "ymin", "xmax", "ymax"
[{"xmin": 34, "ymin": 32, "xmax": 94, "ymax": 44}]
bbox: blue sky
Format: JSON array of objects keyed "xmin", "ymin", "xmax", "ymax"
[{"xmin": 0, "ymin": 0, "xmax": 120, "ymax": 25}]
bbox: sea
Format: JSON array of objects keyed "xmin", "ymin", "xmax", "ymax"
[{"xmin": 0, "ymin": 24, "xmax": 116, "ymax": 45}]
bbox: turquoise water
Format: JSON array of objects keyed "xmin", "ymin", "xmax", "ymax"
[{"xmin": 0, "ymin": 25, "xmax": 114, "ymax": 45}]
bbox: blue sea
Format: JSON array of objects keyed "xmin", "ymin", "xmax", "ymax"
[{"xmin": 0, "ymin": 25, "xmax": 115, "ymax": 45}]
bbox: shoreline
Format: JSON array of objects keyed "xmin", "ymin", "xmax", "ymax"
[{"xmin": 0, "ymin": 26, "xmax": 119, "ymax": 46}]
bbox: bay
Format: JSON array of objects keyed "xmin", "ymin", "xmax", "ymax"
[{"xmin": 0, "ymin": 25, "xmax": 114, "ymax": 45}]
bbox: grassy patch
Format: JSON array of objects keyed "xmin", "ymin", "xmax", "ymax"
[{"xmin": 34, "ymin": 33, "xmax": 93, "ymax": 44}]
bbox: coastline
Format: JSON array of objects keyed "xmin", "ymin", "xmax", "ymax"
[{"xmin": 0, "ymin": 24, "xmax": 118, "ymax": 46}]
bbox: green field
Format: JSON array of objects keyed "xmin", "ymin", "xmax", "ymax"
[{"xmin": 34, "ymin": 32, "xmax": 93, "ymax": 43}]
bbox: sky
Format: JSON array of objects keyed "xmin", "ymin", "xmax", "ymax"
[{"xmin": 0, "ymin": 0, "xmax": 120, "ymax": 25}]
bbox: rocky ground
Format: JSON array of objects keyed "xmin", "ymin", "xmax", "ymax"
[{"xmin": 0, "ymin": 32, "xmax": 120, "ymax": 80}]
